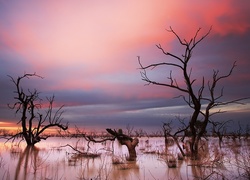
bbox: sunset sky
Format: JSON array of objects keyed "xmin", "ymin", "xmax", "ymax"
[{"xmin": 0, "ymin": 0, "xmax": 250, "ymax": 133}]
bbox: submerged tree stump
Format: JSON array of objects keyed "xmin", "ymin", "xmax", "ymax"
[
  {"xmin": 167, "ymin": 154, "xmax": 177, "ymax": 168},
  {"xmin": 106, "ymin": 128, "xmax": 139, "ymax": 161}
]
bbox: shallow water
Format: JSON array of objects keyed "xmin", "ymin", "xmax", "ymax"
[{"xmin": 0, "ymin": 137, "xmax": 249, "ymax": 180}]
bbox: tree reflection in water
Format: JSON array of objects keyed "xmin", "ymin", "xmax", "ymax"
[
  {"xmin": 15, "ymin": 146, "xmax": 49, "ymax": 180},
  {"xmin": 0, "ymin": 137, "xmax": 250, "ymax": 179}
]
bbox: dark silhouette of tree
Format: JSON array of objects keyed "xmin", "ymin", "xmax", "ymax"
[
  {"xmin": 7, "ymin": 73, "xmax": 68, "ymax": 146},
  {"xmin": 138, "ymin": 27, "xmax": 248, "ymax": 159},
  {"xmin": 211, "ymin": 120, "xmax": 231, "ymax": 148},
  {"xmin": 162, "ymin": 119, "xmax": 187, "ymax": 157}
]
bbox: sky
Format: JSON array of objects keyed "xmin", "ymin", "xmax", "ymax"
[{"xmin": 0, "ymin": 0, "xmax": 250, "ymax": 133}]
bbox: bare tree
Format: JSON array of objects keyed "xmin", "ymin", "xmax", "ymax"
[
  {"xmin": 125, "ymin": 124, "xmax": 134, "ymax": 137},
  {"xmin": 138, "ymin": 27, "xmax": 248, "ymax": 159},
  {"xmin": 134, "ymin": 128, "xmax": 146, "ymax": 137},
  {"xmin": 211, "ymin": 120, "xmax": 231, "ymax": 148},
  {"xmin": 230, "ymin": 121, "xmax": 244, "ymax": 141},
  {"xmin": 244, "ymin": 124, "xmax": 250, "ymax": 139},
  {"xmin": 7, "ymin": 73, "xmax": 68, "ymax": 146},
  {"xmin": 162, "ymin": 120, "xmax": 186, "ymax": 157}
]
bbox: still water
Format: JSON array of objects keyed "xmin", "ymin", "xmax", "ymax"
[{"xmin": 0, "ymin": 137, "xmax": 249, "ymax": 180}]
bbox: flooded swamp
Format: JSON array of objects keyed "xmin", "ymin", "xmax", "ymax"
[{"xmin": 0, "ymin": 136, "xmax": 250, "ymax": 180}]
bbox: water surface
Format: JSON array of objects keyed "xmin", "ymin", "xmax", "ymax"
[{"xmin": 0, "ymin": 137, "xmax": 249, "ymax": 179}]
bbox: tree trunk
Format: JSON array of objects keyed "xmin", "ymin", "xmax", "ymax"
[
  {"xmin": 173, "ymin": 137, "xmax": 185, "ymax": 157},
  {"xmin": 189, "ymin": 109, "xmax": 199, "ymax": 158},
  {"xmin": 121, "ymin": 138, "xmax": 139, "ymax": 161},
  {"xmin": 106, "ymin": 128, "xmax": 139, "ymax": 161},
  {"xmin": 218, "ymin": 136, "xmax": 222, "ymax": 148},
  {"xmin": 193, "ymin": 138, "xmax": 200, "ymax": 159}
]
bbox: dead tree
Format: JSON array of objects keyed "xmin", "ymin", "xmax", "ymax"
[
  {"xmin": 64, "ymin": 128, "xmax": 138, "ymax": 160},
  {"xmin": 162, "ymin": 119, "xmax": 188, "ymax": 157},
  {"xmin": 7, "ymin": 73, "xmax": 68, "ymax": 146},
  {"xmin": 244, "ymin": 124, "xmax": 250, "ymax": 139},
  {"xmin": 106, "ymin": 128, "xmax": 139, "ymax": 161},
  {"xmin": 211, "ymin": 120, "xmax": 231, "ymax": 148},
  {"xmin": 138, "ymin": 26, "xmax": 248, "ymax": 159}
]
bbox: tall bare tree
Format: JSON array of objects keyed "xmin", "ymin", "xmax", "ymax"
[
  {"xmin": 8, "ymin": 73, "xmax": 68, "ymax": 146},
  {"xmin": 138, "ymin": 27, "xmax": 248, "ymax": 159}
]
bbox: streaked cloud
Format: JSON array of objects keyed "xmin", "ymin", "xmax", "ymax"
[{"xmin": 0, "ymin": 0, "xmax": 249, "ymax": 132}]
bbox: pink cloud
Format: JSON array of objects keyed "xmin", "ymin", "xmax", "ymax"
[
  {"xmin": 1, "ymin": 0, "xmax": 250, "ymax": 93},
  {"xmin": 171, "ymin": 1, "xmax": 250, "ymax": 36}
]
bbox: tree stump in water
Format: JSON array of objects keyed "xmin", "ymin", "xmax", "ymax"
[{"xmin": 106, "ymin": 128, "xmax": 139, "ymax": 161}]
